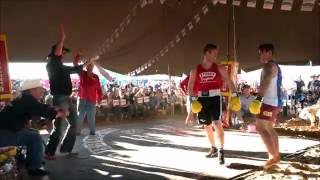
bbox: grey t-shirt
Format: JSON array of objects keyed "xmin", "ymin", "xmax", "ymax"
[{"xmin": 240, "ymin": 95, "xmax": 256, "ymax": 111}]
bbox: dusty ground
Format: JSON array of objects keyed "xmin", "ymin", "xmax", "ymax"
[
  {"xmin": 15, "ymin": 116, "xmax": 319, "ymax": 180},
  {"xmin": 233, "ymin": 145, "xmax": 320, "ymax": 180}
]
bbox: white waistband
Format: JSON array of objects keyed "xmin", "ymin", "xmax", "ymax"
[{"xmin": 197, "ymin": 89, "xmax": 221, "ymax": 97}]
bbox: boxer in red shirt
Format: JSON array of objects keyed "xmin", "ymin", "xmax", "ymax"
[{"xmin": 188, "ymin": 44, "xmax": 236, "ymax": 165}]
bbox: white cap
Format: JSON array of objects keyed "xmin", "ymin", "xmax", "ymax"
[{"xmin": 20, "ymin": 79, "xmax": 44, "ymax": 91}]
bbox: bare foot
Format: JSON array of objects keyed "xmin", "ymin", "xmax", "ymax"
[
  {"xmin": 185, "ymin": 117, "xmax": 193, "ymax": 125},
  {"xmin": 264, "ymin": 157, "xmax": 280, "ymax": 170}
]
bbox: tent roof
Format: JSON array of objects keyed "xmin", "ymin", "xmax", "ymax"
[{"xmin": 1, "ymin": 0, "xmax": 319, "ymax": 75}]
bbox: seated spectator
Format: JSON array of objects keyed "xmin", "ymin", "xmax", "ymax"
[
  {"xmin": 232, "ymin": 85, "xmax": 256, "ymax": 128},
  {"xmin": 128, "ymin": 87, "xmax": 137, "ymax": 105},
  {"xmin": 160, "ymin": 89, "xmax": 169, "ymax": 109},
  {"xmin": 100, "ymin": 92, "xmax": 113, "ymax": 120},
  {"xmin": 146, "ymin": 86, "xmax": 153, "ymax": 96},
  {"xmin": 135, "ymin": 88, "xmax": 145, "ymax": 98},
  {"xmin": 303, "ymin": 92, "xmax": 316, "ymax": 107},
  {"xmin": 110, "ymin": 88, "xmax": 122, "ymax": 117},
  {"xmin": 154, "ymin": 90, "xmax": 162, "ymax": 109},
  {"xmin": 148, "ymin": 91, "xmax": 156, "ymax": 110},
  {"xmin": 0, "ymin": 79, "xmax": 68, "ymax": 176},
  {"xmin": 143, "ymin": 88, "xmax": 153, "ymax": 110},
  {"xmin": 119, "ymin": 88, "xmax": 131, "ymax": 120},
  {"xmin": 134, "ymin": 88, "xmax": 145, "ymax": 118},
  {"xmin": 128, "ymin": 87, "xmax": 138, "ymax": 117},
  {"xmin": 102, "ymin": 92, "xmax": 112, "ymax": 108}
]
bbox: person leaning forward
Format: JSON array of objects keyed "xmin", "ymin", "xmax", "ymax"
[
  {"xmin": 45, "ymin": 24, "xmax": 93, "ymax": 159},
  {"xmin": 0, "ymin": 79, "xmax": 69, "ymax": 176}
]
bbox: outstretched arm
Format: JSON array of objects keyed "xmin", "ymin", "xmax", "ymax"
[
  {"xmin": 73, "ymin": 50, "xmax": 83, "ymax": 66},
  {"xmin": 54, "ymin": 24, "xmax": 66, "ymax": 56},
  {"xmin": 94, "ymin": 63, "xmax": 113, "ymax": 81}
]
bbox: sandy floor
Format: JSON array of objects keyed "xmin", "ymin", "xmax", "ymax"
[{"xmin": 18, "ymin": 117, "xmax": 319, "ymax": 180}]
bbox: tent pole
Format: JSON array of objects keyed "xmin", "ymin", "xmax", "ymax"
[
  {"xmin": 168, "ymin": 64, "xmax": 171, "ymax": 93},
  {"xmin": 227, "ymin": 3, "xmax": 231, "ymax": 61},
  {"xmin": 318, "ymin": 6, "xmax": 320, "ymax": 63},
  {"xmin": 0, "ymin": 0, "xmax": 3, "ymax": 33},
  {"xmin": 233, "ymin": 5, "xmax": 237, "ymax": 62}
]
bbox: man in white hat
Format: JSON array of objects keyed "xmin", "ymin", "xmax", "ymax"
[{"xmin": 0, "ymin": 79, "xmax": 69, "ymax": 176}]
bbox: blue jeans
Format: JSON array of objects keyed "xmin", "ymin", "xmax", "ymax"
[
  {"xmin": 0, "ymin": 129, "xmax": 43, "ymax": 170},
  {"xmin": 45, "ymin": 95, "xmax": 78, "ymax": 155},
  {"xmin": 77, "ymin": 99, "xmax": 96, "ymax": 134}
]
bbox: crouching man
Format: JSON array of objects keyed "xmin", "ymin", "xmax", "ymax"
[
  {"xmin": 0, "ymin": 79, "xmax": 68, "ymax": 176},
  {"xmin": 232, "ymin": 85, "xmax": 255, "ymax": 129}
]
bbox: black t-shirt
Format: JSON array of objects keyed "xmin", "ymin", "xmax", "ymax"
[
  {"xmin": 120, "ymin": 95, "xmax": 130, "ymax": 107},
  {"xmin": 0, "ymin": 93, "xmax": 57, "ymax": 132},
  {"xmin": 129, "ymin": 93, "xmax": 135, "ymax": 104},
  {"xmin": 303, "ymin": 99, "xmax": 316, "ymax": 107},
  {"xmin": 46, "ymin": 55, "xmax": 83, "ymax": 96},
  {"xmin": 294, "ymin": 80, "xmax": 305, "ymax": 93},
  {"xmin": 308, "ymin": 80, "xmax": 320, "ymax": 89}
]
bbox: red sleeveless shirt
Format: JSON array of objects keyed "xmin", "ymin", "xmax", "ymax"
[{"xmin": 194, "ymin": 63, "xmax": 223, "ymax": 93}]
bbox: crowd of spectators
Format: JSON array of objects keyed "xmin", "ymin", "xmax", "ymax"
[
  {"xmin": 93, "ymin": 81, "xmax": 186, "ymax": 121},
  {"xmin": 234, "ymin": 75, "xmax": 320, "ymax": 129},
  {"xmin": 19, "ymin": 80, "xmax": 186, "ymax": 123},
  {"xmin": 291, "ymin": 75, "xmax": 320, "ymax": 127}
]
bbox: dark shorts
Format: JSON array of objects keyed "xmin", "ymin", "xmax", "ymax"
[
  {"xmin": 258, "ymin": 103, "xmax": 281, "ymax": 122},
  {"xmin": 197, "ymin": 96, "xmax": 222, "ymax": 125}
]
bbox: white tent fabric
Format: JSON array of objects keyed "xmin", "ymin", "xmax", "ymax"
[
  {"xmin": 8, "ymin": 63, "xmax": 181, "ymax": 84},
  {"xmin": 11, "ymin": 63, "xmax": 318, "ymax": 89},
  {"xmin": 8, "ymin": 63, "xmax": 128, "ymax": 81},
  {"xmin": 132, "ymin": 74, "xmax": 180, "ymax": 81},
  {"xmin": 9, "ymin": 63, "xmax": 52, "ymax": 80}
]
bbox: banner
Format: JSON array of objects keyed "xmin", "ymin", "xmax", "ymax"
[{"xmin": 0, "ymin": 34, "xmax": 12, "ymax": 102}]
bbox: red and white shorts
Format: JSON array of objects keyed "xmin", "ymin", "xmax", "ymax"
[{"xmin": 258, "ymin": 103, "xmax": 281, "ymax": 122}]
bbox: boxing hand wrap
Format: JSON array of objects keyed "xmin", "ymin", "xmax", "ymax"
[
  {"xmin": 190, "ymin": 96, "xmax": 198, "ymax": 101},
  {"xmin": 229, "ymin": 92, "xmax": 241, "ymax": 112},
  {"xmin": 256, "ymin": 95, "xmax": 263, "ymax": 101},
  {"xmin": 232, "ymin": 92, "xmax": 239, "ymax": 97},
  {"xmin": 190, "ymin": 96, "xmax": 202, "ymax": 113},
  {"xmin": 249, "ymin": 95, "xmax": 263, "ymax": 115}
]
